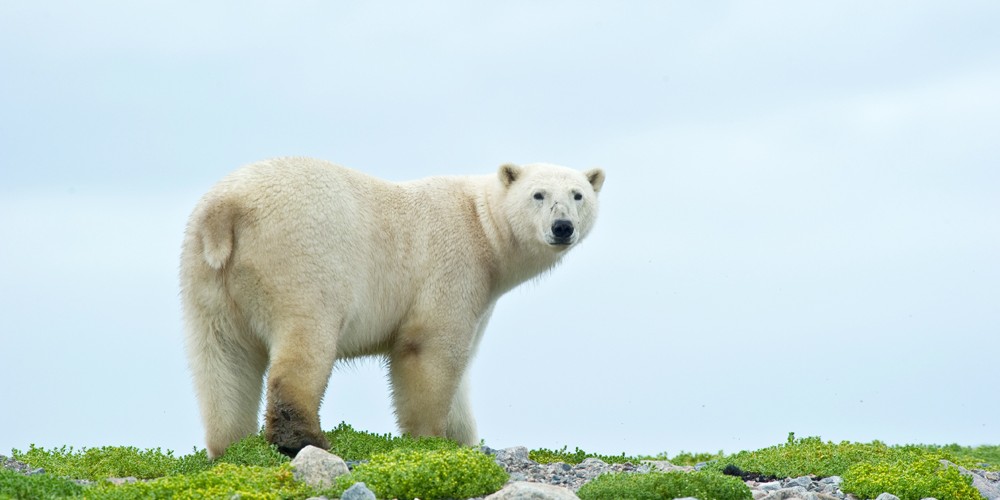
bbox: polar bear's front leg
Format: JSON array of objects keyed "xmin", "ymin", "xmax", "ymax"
[
  {"xmin": 445, "ymin": 374, "xmax": 478, "ymax": 446},
  {"xmin": 389, "ymin": 325, "xmax": 473, "ymax": 440}
]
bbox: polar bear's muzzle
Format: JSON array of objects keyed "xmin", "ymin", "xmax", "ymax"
[{"xmin": 548, "ymin": 219, "xmax": 575, "ymax": 246}]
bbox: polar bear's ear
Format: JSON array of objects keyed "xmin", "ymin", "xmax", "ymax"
[
  {"xmin": 585, "ymin": 168, "xmax": 605, "ymax": 193},
  {"xmin": 499, "ymin": 163, "xmax": 522, "ymax": 188}
]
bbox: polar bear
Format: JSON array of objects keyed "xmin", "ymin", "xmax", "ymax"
[{"xmin": 180, "ymin": 158, "xmax": 604, "ymax": 458}]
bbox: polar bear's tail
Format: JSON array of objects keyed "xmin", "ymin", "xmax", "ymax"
[{"xmin": 196, "ymin": 198, "xmax": 238, "ymax": 270}]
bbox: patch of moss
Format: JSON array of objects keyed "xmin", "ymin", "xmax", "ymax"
[
  {"xmin": 648, "ymin": 450, "xmax": 726, "ymax": 467},
  {"xmin": 529, "ymin": 445, "xmax": 636, "ymax": 465},
  {"xmin": 917, "ymin": 443, "xmax": 1000, "ymax": 468},
  {"xmin": 707, "ymin": 434, "xmax": 998, "ymax": 500},
  {"xmin": 214, "ymin": 433, "xmax": 288, "ymax": 467},
  {"xmin": 11, "ymin": 425, "xmax": 995, "ymax": 500},
  {"xmin": 577, "ymin": 470, "xmax": 752, "ymax": 500},
  {"xmin": 11, "ymin": 444, "xmax": 206, "ymax": 480},
  {"xmin": 843, "ymin": 456, "xmax": 980, "ymax": 500},
  {"xmin": 89, "ymin": 463, "xmax": 312, "ymax": 500},
  {"xmin": 327, "ymin": 447, "xmax": 508, "ymax": 500},
  {"xmin": 0, "ymin": 468, "xmax": 84, "ymax": 500},
  {"xmin": 325, "ymin": 422, "xmax": 461, "ymax": 461},
  {"xmin": 711, "ymin": 434, "xmax": 990, "ymax": 479}
]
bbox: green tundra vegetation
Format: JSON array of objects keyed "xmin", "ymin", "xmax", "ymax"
[{"xmin": 2, "ymin": 425, "xmax": 997, "ymax": 500}]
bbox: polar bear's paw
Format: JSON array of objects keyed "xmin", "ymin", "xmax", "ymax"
[{"xmin": 265, "ymin": 401, "xmax": 330, "ymax": 458}]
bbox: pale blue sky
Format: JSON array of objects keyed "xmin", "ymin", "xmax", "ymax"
[{"xmin": 1, "ymin": 1, "xmax": 998, "ymax": 458}]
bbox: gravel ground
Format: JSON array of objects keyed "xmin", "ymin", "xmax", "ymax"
[{"xmin": 6, "ymin": 448, "xmax": 999, "ymax": 500}]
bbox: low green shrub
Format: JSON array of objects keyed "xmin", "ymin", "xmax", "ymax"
[
  {"xmin": 328, "ymin": 447, "xmax": 508, "ymax": 500},
  {"xmin": 214, "ymin": 433, "xmax": 287, "ymax": 467},
  {"xmin": 529, "ymin": 445, "xmax": 635, "ymax": 465},
  {"xmin": 712, "ymin": 434, "xmax": 990, "ymax": 479},
  {"xmin": 88, "ymin": 463, "xmax": 311, "ymax": 500},
  {"xmin": 656, "ymin": 450, "xmax": 726, "ymax": 466},
  {"xmin": 577, "ymin": 470, "xmax": 752, "ymax": 500},
  {"xmin": 9, "ymin": 425, "xmax": 995, "ymax": 500},
  {"xmin": 0, "ymin": 468, "xmax": 84, "ymax": 500},
  {"xmin": 11, "ymin": 445, "xmax": 204, "ymax": 480},
  {"xmin": 843, "ymin": 456, "xmax": 980, "ymax": 500},
  {"xmin": 709, "ymin": 433, "xmax": 996, "ymax": 500},
  {"xmin": 709, "ymin": 435, "xmax": 893, "ymax": 478},
  {"xmin": 917, "ymin": 444, "xmax": 1000, "ymax": 468},
  {"xmin": 325, "ymin": 422, "xmax": 461, "ymax": 461}
]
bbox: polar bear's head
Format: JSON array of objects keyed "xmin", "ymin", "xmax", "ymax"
[{"xmin": 498, "ymin": 162, "xmax": 605, "ymax": 253}]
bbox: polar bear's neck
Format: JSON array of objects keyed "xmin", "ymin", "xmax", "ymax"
[{"xmin": 473, "ymin": 179, "xmax": 565, "ymax": 296}]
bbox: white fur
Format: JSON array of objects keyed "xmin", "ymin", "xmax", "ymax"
[{"xmin": 180, "ymin": 158, "xmax": 604, "ymax": 458}]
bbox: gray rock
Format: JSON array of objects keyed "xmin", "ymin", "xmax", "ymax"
[
  {"xmin": 551, "ymin": 462, "xmax": 572, "ymax": 472},
  {"xmin": 940, "ymin": 460, "xmax": 1000, "ymax": 500},
  {"xmin": 759, "ymin": 481, "xmax": 783, "ymax": 492},
  {"xmin": 105, "ymin": 477, "xmax": 138, "ymax": 485},
  {"xmin": 290, "ymin": 445, "xmax": 349, "ymax": 489},
  {"xmin": 763, "ymin": 488, "xmax": 840, "ymax": 500},
  {"xmin": 786, "ymin": 476, "xmax": 814, "ymax": 488},
  {"xmin": 761, "ymin": 486, "xmax": 807, "ymax": 500},
  {"xmin": 485, "ymin": 481, "xmax": 580, "ymax": 500},
  {"xmin": 578, "ymin": 457, "xmax": 608, "ymax": 468},
  {"xmin": 1, "ymin": 456, "xmax": 45, "ymax": 477},
  {"xmin": 497, "ymin": 446, "xmax": 533, "ymax": 464},
  {"xmin": 874, "ymin": 494, "xmax": 901, "ymax": 500},
  {"xmin": 340, "ymin": 482, "xmax": 377, "ymax": 500}
]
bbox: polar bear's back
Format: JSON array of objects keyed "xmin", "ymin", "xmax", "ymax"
[
  {"xmin": 180, "ymin": 157, "xmax": 493, "ymax": 356},
  {"xmin": 195, "ymin": 157, "xmax": 393, "ymax": 269}
]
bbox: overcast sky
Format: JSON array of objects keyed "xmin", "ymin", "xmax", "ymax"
[{"xmin": 1, "ymin": 2, "xmax": 998, "ymax": 459}]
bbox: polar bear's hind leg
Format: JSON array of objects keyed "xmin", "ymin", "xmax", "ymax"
[
  {"xmin": 185, "ymin": 305, "xmax": 268, "ymax": 459},
  {"xmin": 263, "ymin": 319, "xmax": 338, "ymax": 457}
]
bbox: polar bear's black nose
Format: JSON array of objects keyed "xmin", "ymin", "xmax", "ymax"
[{"xmin": 552, "ymin": 219, "xmax": 574, "ymax": 239}]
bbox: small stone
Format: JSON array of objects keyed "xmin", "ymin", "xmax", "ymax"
[
  {"xmin": 105, "ymin": 477, "xmax": 138, "ymax": 485},
  {"xmin": 578, "ymin": 457, "xmax": 608, "ymax": 468},
  {"xmin": 341, "ymin": 482, "xmax": 377, "ymax": 500},
  {"xmin": 344, "ymin": 459, "xmax": 367, "ymax": 470},
  {"xmin": 552, "ymin": 462, "xmax": 572, "ymax": 472},
  {"xmin": 786, "ymin": 476, "xmax": 813, "ymax": 488},
  {"xmin": 820, "ymin": 483, "xmax": 841, "ymax": 495},
  {"xmin": 820, "ymin": 476, "xmax": 843, "ymax": 485},
  {"xmin": 762, "ymin": 486, "xmax": 807, "ymax": 500},
  {"xmin": 759, "ymin": 481, "xmax": 782, "ymax": 492},
  {"xmin": 290, "ymin": 446, "xmax": 349, "ymax": 489},
  {"xmin": 497, "ymin": 446, "xmax": 533, "ymax": 464},
  {"xmin": 485, "ymin": 481, "xmax": 580, "ymax": 499},
  {"xmin": 874, "ymin": 494, "xmax": 901, "ymax": 500}
]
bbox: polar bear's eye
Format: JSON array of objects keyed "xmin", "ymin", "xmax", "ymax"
[
  {"xmin": 533, "ymin": 192, "xmax": 544, "ymax": 200},
  {"xmin": 573, "ymin": 192, "xmax": 583, "ymax": 201}
]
